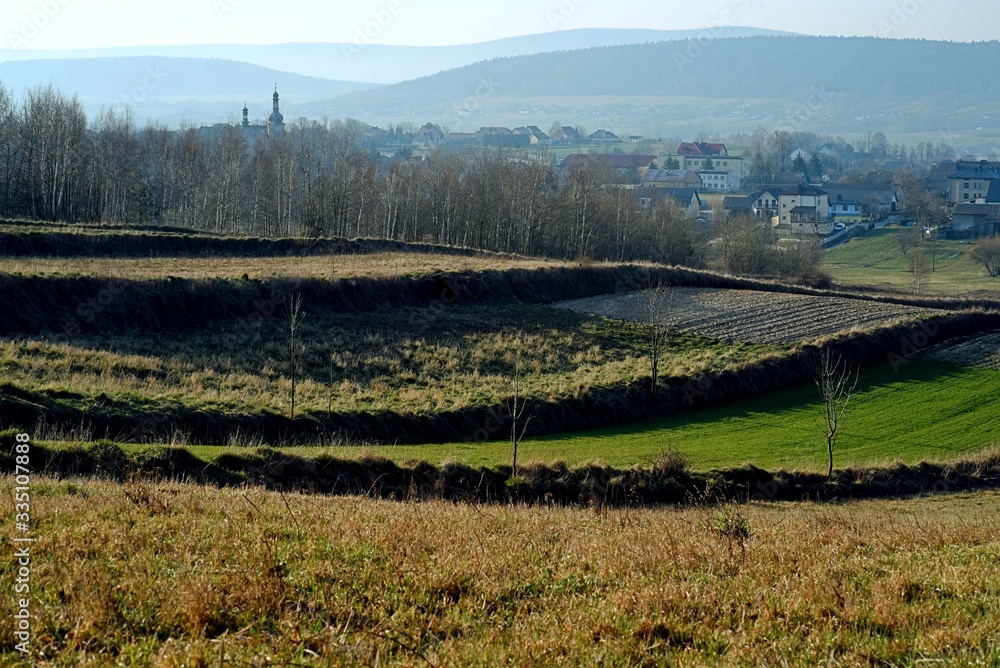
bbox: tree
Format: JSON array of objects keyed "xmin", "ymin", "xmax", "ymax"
[
  {"xmin": 971, "ymin": 236, "xmax": 1000, "ymax": 277},
  {"xmin": 896, "ymin": 224, "xmax": 923, "ymax": 255},
  {"xmin": 717, "ymin": 214, "xmax": 773, "ymax": 275},
  {"xmin": 807, "ymin": 153, "xmax": 824, "ymax": 178},
  {"xmin": 286, "ymin": 292, "xmax": 305, "ymax": 419},
  {"xmin": 791, "ymin": 153, "xmax": 809, "ymax": 175},
  {"xmin": 910, "ymin": 250, "xmax": 928, "ymax": 294},
  {"xmin": 639, "ymin": 282, "xmax": 671, "ymax": 399},
  {"xmin": 815, "ymin": 349, "xmax": 858, "ymax": 479},
  {"xmin": 508, "ymin": 362, "xmax": 532, "ymax": 478}
]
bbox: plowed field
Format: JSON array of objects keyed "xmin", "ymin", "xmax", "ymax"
[
  {"xmin": 555, "ymin": 288, "xmax": 938, "ymax": 344},
  {"xmin": 924, "ymin": 331, "xmax": 1000, "ymax": 370}
]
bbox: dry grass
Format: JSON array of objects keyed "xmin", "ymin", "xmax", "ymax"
[
  {"xmin": 1, "ymin": 305, "xmax": 772, "ymax": 417},
  {"xmin": 0, "ymin": 478, "xmax": 997, "ymax": 665},
  {"xmin": 0, "ymin": 253, "xmax": 572, "ymax": 280}
]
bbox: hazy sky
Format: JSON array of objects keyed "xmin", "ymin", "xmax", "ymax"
[{"xmin": 4, "ymin": 0, "xmax": 997, "ymax": 50}]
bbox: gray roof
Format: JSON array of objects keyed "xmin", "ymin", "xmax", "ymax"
[
  {"xmin": 953, "ymin": 203, "xmax": 1000, "ymax": 217},
  {"xmin": 948, "ymin": 168, "xmax": 1000, "ymax": 180},
  {"xmin": 723, "ymin": 195, "xmax": 754, "ymax": 210},
  {"xmin": 823, "ymin": 184, "xmax": 896, "ymax": 206},
  {"xmin": 643, "ymin": 169, "xmax": 701, "ymax": 184}
]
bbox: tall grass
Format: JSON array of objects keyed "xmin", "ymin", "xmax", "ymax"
[{"xmin": 1, "ymin": 477, "xmax": 997, "ymax": 665}]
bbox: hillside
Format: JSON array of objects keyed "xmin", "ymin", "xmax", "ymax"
[
  {"xmin": 0, "ymin": 56, "xmax": 379, "ymax": 125},
  {"xmin": 317, "ymin": 36, "xmax": 1000, "ymax": 142},
  {"xmin": 0, "ymin": 27, "xmax": 796, "ymax": 84}
]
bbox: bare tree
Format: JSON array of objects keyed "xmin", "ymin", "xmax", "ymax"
[
  {"xmin": 508, "ymin": 363, "xmax": 532, "ymax": 478},
  {"xmin": 640, "ymin": 282, "xmax": 672, "ymax": 399},
  {"xmin": 286, "ymin": 292, "xmax": 305, "ymax": 419},
  {"xmin": 815, "ymin": 349, "xmax": 859, "ymax": 479},
  {"xmin": 971, "ymin": 236, "xmax": 1000, "ymax": 277},
  {"xmin": 910, "ymin": 250, "xmax": 929, "ymax": 294}
]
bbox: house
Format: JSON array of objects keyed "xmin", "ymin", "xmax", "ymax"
[
  {"xmin": 823, "ymin": 184, "xmax": 898, "ymax": 220},
  {"xmin": 589, "ymin": 129, "xmax": 621, "ymax": 143},
  {"xmin": 475, "ymin": 126, "xmax": 532, "ymax": 148},
  {"xmin": 627, "ymin": 135, "xmax": 644, "ymax": 143},
  {"xmin": 639, "ymin": 187, "xmax": 703, "ymax": 219},
  {"xmin": 445, "ymin": 132, "xmax": 477, "ymax": 146},
  {"xmin": 677, "ymin": 142, "xmax": 728, "ymax": 157},
  {"xmin": 972, "ymin": 180, "xmax": 1000, "ymax": 204},
  {"xmin": 950, "ymin": 203, "xmax": 1000, "ymax": 238},
  {"xmin": 414, "ymin": 122, "xmax": 446, "ymax": 147},
  {"xmin": 513, "ymin": 126, "xmax": 550, "ymax": 145},
  {"xmin": 667, "ymin": 141, "xmax": 746, "ymax": 183},
  {"xmin": 561, "ymin": 154, "xmax": 658, "ymax": 183},
  {"xmin": 948, "ymin": 162, "xmax": 1000, "ymax": 204},
  {"xmin": 769, "ymin": 172, "xmax": 807, "ymax": 188},
  {"xmin": 723, "ymin": 194, "xmax": 755, "ymax": 216},
  {"xmin": 550, "ymin": 126, "xmax": 582, "ymax": 144},
  {"xmin": 698, "ymin": 169, "xmax": 740, "ymax": 192},
  {"xmin": 750, "ymin": 188, "xmax": 782, "ymax": 221},
  {"xmin": 777, "ymin": 183, "xmax": 832, "ymax": 234},
  {"xmin": 642, "ymin": 168, "xmax": 703, "ymax": 190}
]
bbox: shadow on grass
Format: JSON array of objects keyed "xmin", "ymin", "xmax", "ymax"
[{"xmin": 5, "ymin": 433, "xmax": 998, "ymax": 508}]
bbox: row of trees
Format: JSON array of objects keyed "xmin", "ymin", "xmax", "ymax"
[{"xmin": 0, "ymin": 84, "xmax": 711, "ymax": 264}]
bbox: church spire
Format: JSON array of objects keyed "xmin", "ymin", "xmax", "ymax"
[{"xmin": 268, "ymin": 85, "xmax": 285, "ymax": 136}]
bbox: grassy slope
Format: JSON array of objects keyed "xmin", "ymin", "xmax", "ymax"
[
  {"xmin": 3, "ymin": 305, "xmax": 773, "ymax": 418},
  {"xmin": 133, "ymin": 359, "xmax": 999, "ymax": 473},
  {"xmin": 825, "ymin": 227, "xmax": 1000, "ymax": 296},
  {"xmin": 2, "ymin": 478, "xmax": 997, "ymax": 665},
  {"xmin": 0, "ymin": 252, "xmax": 568, "ymax": 280}
]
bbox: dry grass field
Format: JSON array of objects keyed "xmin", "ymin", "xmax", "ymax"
[
  {"xmin": 0, "ymin": 304, "xmax": 772, "ymax": 419},
  {"xmin": 1, "ymin": 477, "xmax": 998, "ymax": 665},
  {"xmin": 0, "ymin": 253, "xmax": 571, "ymax": 281},
  {"xmin": 555, "ymin": 287, "xmax": 939, "ymax": 344}
]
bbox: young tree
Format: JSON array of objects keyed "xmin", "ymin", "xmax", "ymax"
[
  {"xmin": 286, "ymin": 292, "xmax": 305, "ymax": 419},
  {"xmin": 639, "ymin": 282, "xmax": 671, "ymax": 399},
  {"xmin": 508, "ymin": 362, "xmax": 532, "ymax": 478},
  {"xmin": 910, "ymin": 250, "xmax": 929, "ymax": 294},
  {"xmin": 971, "ymin": 236, "xmax": 1000, "ymax": 277},
  {"xmin": 815, "ymin": 349, "xmax": 858, "ymax": 479}
]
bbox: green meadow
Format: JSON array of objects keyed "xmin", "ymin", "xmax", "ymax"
[{"xmin": 107, "ymin": 358, "xmax": 999, "ymax": 474}]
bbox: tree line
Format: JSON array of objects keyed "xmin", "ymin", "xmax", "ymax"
[{"xmin": 0, "ymin": 84, "xmax": 706, "ymax": 265}]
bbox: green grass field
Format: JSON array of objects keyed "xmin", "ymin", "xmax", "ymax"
[
  {"xmin": 108, "ymin": 358, "xmax": 998, "ymax": 474},
  {"xmin": 825, "ymin": 226, "xmax": 1000, "ymax": 296}
]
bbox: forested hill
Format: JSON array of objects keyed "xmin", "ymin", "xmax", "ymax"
[
  {"xmin": 320, "ymin": 36, "xmax": 1000, "ymax": 135},
  {"xmin": 0, "ymin": 57, "xmax": 378, "ymax": 125}
]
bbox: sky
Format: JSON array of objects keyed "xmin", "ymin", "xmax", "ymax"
[{"xmin": 3, "ymin": 0, "xmax": 997, "ymax": 51}]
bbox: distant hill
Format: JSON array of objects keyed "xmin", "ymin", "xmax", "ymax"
[
  {"xmin": 311, "ymin": 36, "xmax": 1000, "ymax": 142},
  {"xmin": 0, "ymin": 27, "xmax": 797, "ymax": 85},
  {"xmin": 0, "ymin": 57, "xmax": 379, "ymax": 125}
]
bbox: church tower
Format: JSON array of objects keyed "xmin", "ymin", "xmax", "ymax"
[
  {"xmin": 241, "ymin": 102, "xmax": 250, "ymax": 128},
  {"xmin": 268, "ymin": 86, "xmax": 285, "ymax": 136}
]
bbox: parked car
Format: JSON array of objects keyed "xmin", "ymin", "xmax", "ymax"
[{"xmin": 833, "ymin": 222, "xmax": 847, "ymax": 231}]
